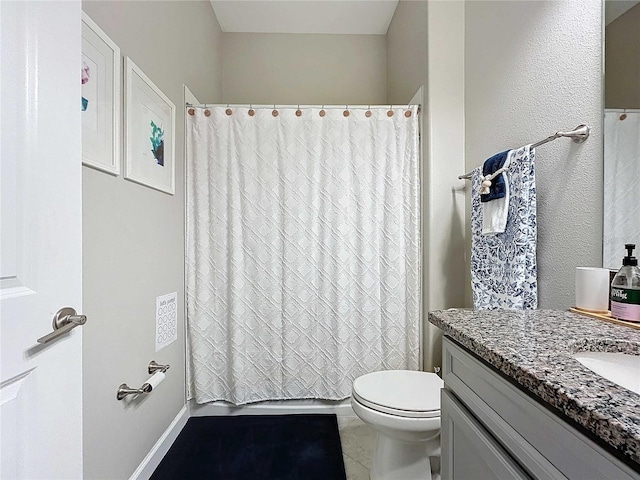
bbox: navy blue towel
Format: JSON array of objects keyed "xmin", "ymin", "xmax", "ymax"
[{"xmin": 480, "ymin": 150, "xmax": 510, "ymax": 203}]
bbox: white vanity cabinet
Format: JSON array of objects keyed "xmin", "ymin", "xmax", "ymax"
[{"xmin": 441, "ymin": 337, "xmax": 640, "ymax": 480}]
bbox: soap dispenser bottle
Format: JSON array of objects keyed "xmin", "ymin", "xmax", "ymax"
[{"xmin": 610, "ymin": 243, "xmax": 640, "ymax": 322}]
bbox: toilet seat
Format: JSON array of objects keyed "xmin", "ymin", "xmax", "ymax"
[{"xmin": 352, "ymin": 370, "xmax": 443, "ymax": 419}]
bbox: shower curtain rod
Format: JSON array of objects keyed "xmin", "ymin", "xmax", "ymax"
[
  {"xmin": 185, "ymin": 103, "xmax": 421, "ymax": 111},
  {"xmin": 458, "ymin": 124, "xmax": 590, "ymax": 180}
]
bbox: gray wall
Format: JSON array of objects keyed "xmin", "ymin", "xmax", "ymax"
[
  {"xmin": 79, "ymin": 1, "xmax": 606, "ymax": 475},
  {"xmin": 464, "ymin": 0, "xmax": 603, "ymax": 309},
  {"xmin": 222, "ymin": 33, "xmax": 387, "ymax": 104},
  {"xmin": 386, "ymin": 1, "xmax": 428, "ymax": 106},
  {"xmin": 606, "ymin": 2, "xmax": 640, "ymax": 108},
  {"xmin": 386, "ymin": 1, "xmax": 466, "ymax": 371},
  {"xmin": 81, "ymin": 2, "xmax": 222, "ymax": 478}
]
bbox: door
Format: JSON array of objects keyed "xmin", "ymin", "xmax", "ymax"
[{"xmin": 1, "ymin": 1, "xmax": 83, "ymax": 478}]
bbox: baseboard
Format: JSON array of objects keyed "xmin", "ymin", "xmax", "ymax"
[
  {"xmin": 129, "ymin": 405, "xmax": 189, "ymax": 480},
  {"xmin": 189, "ymin": 398, "xmax": 355, "ymax": 417}
]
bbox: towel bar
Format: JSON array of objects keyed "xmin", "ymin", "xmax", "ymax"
[{"xmin": 458, "ymin": 124, "xmax": 590, "ymax": 180}]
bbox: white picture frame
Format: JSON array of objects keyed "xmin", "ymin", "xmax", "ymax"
[
  {"xmin": 124, "ymin": 57, "xmax": 175, "ymax": 195},
  {"xmin": 81, "ymin": 13, "xmax": 121, "ymax": 175}
]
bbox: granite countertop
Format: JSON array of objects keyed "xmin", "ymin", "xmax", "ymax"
[{"xmin": 428, "ymin": 309, "xmax": 640, "ymax": 466}]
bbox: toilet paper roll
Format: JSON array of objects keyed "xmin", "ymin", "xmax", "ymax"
[
  {"xmin": 145, "ymin": 371, "xmax": 165, "ymax": 391},
  {"xmin": 575, "ymin": 267, "xmax": 610, "ymax": 313}
]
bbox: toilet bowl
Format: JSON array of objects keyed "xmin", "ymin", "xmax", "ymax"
[{"xmin": 351, "ymin": 370, "xmax": 444, "ymax": 480}]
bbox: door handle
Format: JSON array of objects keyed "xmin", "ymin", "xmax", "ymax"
[{"xmin": 37, "ymin": 307, "xmax": 87, "ymax": 344}]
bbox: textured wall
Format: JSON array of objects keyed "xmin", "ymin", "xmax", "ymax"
[
  {"xmin": 81, "ymin": 2, "xmax": 222, "ymax": 478},
  {"xmin": 387, "ymin": 1, "xmax": 466, "ymax": 370},
  {"xmin": 465, "ymin": 0, "xmax": 603, "ymax": 309},
  {"xmin": 222, "ymin": 33, "xmax": 386, "ymax": 105},
  {"xmin": 606, "ymin": 2, "xmax": 640, "ymax": 108}
]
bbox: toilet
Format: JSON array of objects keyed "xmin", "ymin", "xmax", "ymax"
[{"xmin": 351, "ymin": 370, "xmax": 444, "ymax": 480}]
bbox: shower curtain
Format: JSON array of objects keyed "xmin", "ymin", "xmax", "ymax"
[
  {"xmin": 604, "ymin": 110, "xmax": 640, "ymax": 269},
  {"xmin": 186, "ymin": 105, "xmax": 420, "ymax": 405}
]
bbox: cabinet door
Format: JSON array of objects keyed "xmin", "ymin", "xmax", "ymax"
[{"xmin": 441, "ymin": 390, "xmax": 531, "ymax": 480}]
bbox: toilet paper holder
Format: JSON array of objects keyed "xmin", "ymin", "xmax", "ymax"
[
  {"xmin": 148, "ymin": 360, "xmax": 170, "ymax": 374},
  {"xmin": 117, "ymin": 361, "xmax": 170, "ymax": 400}
]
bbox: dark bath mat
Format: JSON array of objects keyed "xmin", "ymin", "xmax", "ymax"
[{"xmin": 151, "ymin": 414, "xmax": 347, "ymax": 480}]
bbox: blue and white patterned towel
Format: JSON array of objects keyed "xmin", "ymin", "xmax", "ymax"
[{"xmin": 471, "ymin": 145, "xmax": 537, "ymax": 310}]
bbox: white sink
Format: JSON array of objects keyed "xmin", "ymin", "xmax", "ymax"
[{"xmin": 573, "ymin": 351, "xmax": 640, "ymax": 395}]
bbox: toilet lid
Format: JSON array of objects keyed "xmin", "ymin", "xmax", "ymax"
[{"xmin": 352, "ymin": 370, "xmax": 443, "ymax": 418}]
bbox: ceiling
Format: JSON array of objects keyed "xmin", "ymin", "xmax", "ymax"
[{"xmin": 210, "ymin": 0, "xmax": 399, "ymax": 35}]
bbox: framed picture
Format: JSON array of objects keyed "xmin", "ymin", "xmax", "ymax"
[
  {"xmin": 124, "ymin": 57, "xmax": 175, "ymax": 195},
  {"xmin": 82, "ymin": 13, "xmax": 121, "ymax": 175}
]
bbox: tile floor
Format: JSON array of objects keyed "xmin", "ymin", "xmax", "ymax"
[{"xmin": 337, "ymin": 415, "xmax": 377, "ymax": 480}]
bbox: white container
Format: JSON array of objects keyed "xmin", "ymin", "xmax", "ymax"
[{"xmin": 575, "ymin": 267, "xmax": 610, "ymax": 313}]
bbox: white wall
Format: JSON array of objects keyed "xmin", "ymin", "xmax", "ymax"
[
  {"xmin": 80, "ymin": 2, "xmax": 222, "ymax": 478},
  {"xmin": 464, "ymin": 0, "xmax": 603, "ymax": 309},
  {"xmin": 222, "ymin": 33, "xmax": 387, "ymax": 104},
  {"xmin": 387, "ymin": 1, "xmax": 466, "ymax": 370}
]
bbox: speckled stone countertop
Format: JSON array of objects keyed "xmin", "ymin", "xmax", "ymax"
[{"xmin": 428, "ymin": 309, "xmax": 640, "ymax": 467}]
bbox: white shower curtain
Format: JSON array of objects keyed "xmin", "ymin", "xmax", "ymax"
[
  {"xmin": 186, "ymin": 106, "xmax": 420, "ymax": 405},
  {"xmin": 604, "ymin": 110, "xmax": 640, "ymax": 269}
]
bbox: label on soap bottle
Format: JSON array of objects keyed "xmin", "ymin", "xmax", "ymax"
[{"xmin": 610, "ymin": 287, "xmax": 640, "ymax": 322}]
